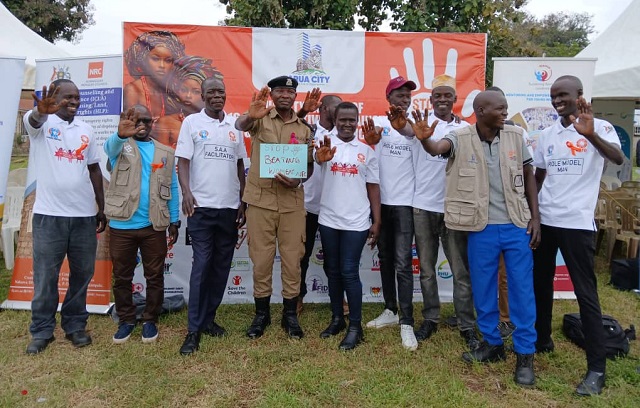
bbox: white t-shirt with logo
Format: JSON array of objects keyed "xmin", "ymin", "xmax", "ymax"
[
  {"xmin": 533, "ymin": 117, "xmax": 620, "ymax": 230},
  {"xmin": 175, "ymin": 110, "xmax": 247, "ymax": 209},
  {"xmin": 412, "ymin": 113, "xmax": 469, "ymax": 213},
  {"xmin": 318, "ymin": 136, "xmax": 379, "ymax": 231},
  {"xmin": 24, "ymin": 110, "xmax": 100, "ymax": 217},
  {"xmin": 304, "ymin": 123, "xmax": 336, "ymax": 215},
  {"xmin": 373, "ymin": 116, "xmax": 415, "ymax": 206}
]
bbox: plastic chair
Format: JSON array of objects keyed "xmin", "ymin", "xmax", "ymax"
[
  {"xmin": 7, "ymin": 168, "xmax": 27, "ymax": 186},
  {"xmin": 609, "ymin": 197, "xmax": 640, "ymax": 262},
  {"xmin": 601, "ymin": 175, "xmax": 622, "ymax": 190},
  {"xmin": 621, "ymin": 180, "xmax": 640, "ymax": 190},
  {"xmin": 1, "ymin": 185, "xmax": 26, "ymax": 269}
]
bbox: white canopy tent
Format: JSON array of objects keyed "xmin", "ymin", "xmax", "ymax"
[
  {"xmin": 0, "ymin": 3, "xmax": 71, "ymax": 89},
  {"xmin": 577, "ymin": 0, "xmax": 640, "ymax": 101}
]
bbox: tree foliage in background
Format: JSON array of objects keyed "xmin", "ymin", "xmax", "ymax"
[
  {"xmin": 2, "ymin": 0, "xmax": 94, "ymax": 43},
  {"xmin": 521, "ymin": 12, "xmax": 594, "ymax": 57}
]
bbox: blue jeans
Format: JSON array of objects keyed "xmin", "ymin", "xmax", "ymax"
[
  {"xmin": 467, "ymin": 223, "xmax": 536, "ymax": 354},
  {"xmin": 30, "ymin": 214, "xmax": 97, "ymax": 339},
  {"xmin": 377, "ymin": 205, "xmax": 414, "ymax": 325},
  {"xmin": 319, "ymin": 225, "xmax": 368, "ymax": 324}
]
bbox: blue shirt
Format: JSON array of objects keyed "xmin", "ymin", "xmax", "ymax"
[{"xmin": 104, "ymin": 132, "xmax": 179, "ymax": 229}]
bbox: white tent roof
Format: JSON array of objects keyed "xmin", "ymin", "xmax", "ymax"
[
  {"xmin": 0, "ymin": 4, "xmax": 71, "ymax": 89},
  {"xmin": 577, "ymin": 0, "xmax": 640, "ymax": 100}
]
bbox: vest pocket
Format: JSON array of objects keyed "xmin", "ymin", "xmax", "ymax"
[
  {"xmin": 457, "ymin": 168, "xmax": 476, "ymax": 192},
  {"xmin": 157, "ymin": 175, "xmax": 172, "ymax": 200},
  {"xmin": 105, "ymin": 191, "xmax": 131, "ymax": 219},
  {"xmin": 445, "ymin": 201, "xmax": 477, "ymax": 226},
  {"xmin": 509, "ymin": 166, "xmax": 525, "ymax": 194},
  {"xmin": 115, "ymin": 162, "xmax": 131, "ymax": 186}
]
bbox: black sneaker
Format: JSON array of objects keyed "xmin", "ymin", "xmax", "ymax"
[
  {"xmin": 576, "ymin": 370, "xmax": 605, "ymax": 396},
  {"xmin": 462, "ymin": 341, "xmax": 506, "ymax": 363},
  {"xmin": 460, "ymin": 329, "xmax": 481, "ymax": 351},
  {"xmin": 414, "ymin": 320, "xmax": 438, "ymax": 341},
  {"xmin": 514, "ymin": 353, "xmax": 535, "ymax": 387},
  {"xmin": 203, "ymin": 321, "xmax": 226, "ymax": 337},
  {"xmin": 535, "ymin": 338, "xmax": 555, "ymax": 354},
  {"xmin": 497, "ymin": 321, "xmax": 516, "ymax": 339}
]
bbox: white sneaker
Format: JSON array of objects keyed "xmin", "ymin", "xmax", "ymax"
[
  {"xmin": 366, "ymin": 309, "xmax": 399, "ymax": 328},
  {"xmin": 401, "ymin": 324, "xmax": 418, "ymax": 351}
]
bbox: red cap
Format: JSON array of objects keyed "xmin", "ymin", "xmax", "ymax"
[{"xmin": 386, "ymin": 76, "xmax": 417, "ymax": 96}]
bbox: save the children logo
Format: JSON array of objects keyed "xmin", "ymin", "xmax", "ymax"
[
  {"xmin": 291, "ymin": 33, "xmax": 330, "ymax": 86},
  {"xmin": 232, "ymin": 275, "xmax": 242, "ymax": 285},
  {"xmin": 534, "ymin": 64, "xmax": 552, "ymax": 82}
]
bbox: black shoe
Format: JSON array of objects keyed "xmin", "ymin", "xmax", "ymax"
[
  {"xmin": 26, "ymin": 336, "xmax": 55, "ymax": 355},
  {"xmin": 320, "ymin": 316, "xmax": 346, "ymax": 339},
  {"xmin": 514, "ymin": 353, "xmax": 535, "ymax": 387},
  {"xmin": 575, "ymin": 370, "xmax": 605, "ymax": 396},
  {"xmin": 445, "ymin": 314, "xmax": 458, "ymax": 328},
  {"xmin": 65, "ymin": 330, "xmax": 92, "ymax": 348},
  {"xmin": 180, "ymin": 332, "xmax": 201, "ymax": 355},
  {"xmin": 339, "ymin": 325, "xmax": 364, "ymax": 351},
  {"xmin": 535, "ymin": 338, "xmax": 555, "ymax": 354},
  {"xmin": 281, "ymin": 297, "xmax": 304, "ymax": 339},
  {"xmin": 246, "ymin": 296, "xmax": 271, "ymax": 339},
  {"xmin": 203, "ymin": 321, "xmax": 226, "ymax": 337},
  {"xmin": 498, "ymin": 321, "xmax": 516, "ymax": 339},
  {"xmin": 460, "ymin": 329, "xmax": 481, "ymax": 351},
  {"xmin": 414, "ymin": 320, "xmax": 438, "ymax": 341},
  {"xmin": 462, "ymin": 341, "xmax": 506, "ymax": 363}
]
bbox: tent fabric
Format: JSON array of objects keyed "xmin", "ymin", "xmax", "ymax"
[
  {"xmin": 576, "ymin": 0, "xmax": 640, "ymax": 100},
  {"xmin": 0, "ymin": 4, "xmax": 71, "ymax": 89}
]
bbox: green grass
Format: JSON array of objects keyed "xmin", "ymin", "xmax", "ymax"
[{"xmin": 0, "ymin": 253, "xmax": 638, "ymax": 408}]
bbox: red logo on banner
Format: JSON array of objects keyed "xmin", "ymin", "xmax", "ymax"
[
  {"xmin": 88, "ymin": 62, "xmax": 104, "ymax": 79},
  {"xmin": 232, "ymin": 275, "xmax": 242, "ymax": 285}
]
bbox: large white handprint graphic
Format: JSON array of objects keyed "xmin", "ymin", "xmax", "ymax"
[{"xmin": 389, "ymin": 39, "xmax": 481, "ymax": 119}]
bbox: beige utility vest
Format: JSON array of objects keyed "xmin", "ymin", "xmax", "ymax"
[
  {"xmin": 444, "ymin": 125, "xmax": 531, "ymax": 232},
  {"xmin": 105, "ymin": 138, "xmax": 175, "ymax": 231}
]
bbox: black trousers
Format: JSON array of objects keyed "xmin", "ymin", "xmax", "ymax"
[
  {"xmin": 533, "ymin": 224, "xmax": 606, "ymax": 372},
  {"xmin": 299, "ymin": 212, "xmax": 319, "ymax": 298}
]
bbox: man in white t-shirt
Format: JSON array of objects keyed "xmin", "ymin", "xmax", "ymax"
[
  {"xmin": 411, "ymin": 75, "xmax": 478, "ymax": 351},
  {"xmin": 24, "ymin": 79, "xmax": 106, "ymax": 355},
  {"xmin": 299, "ymin": 94, "xmax": 341, "ymax": 312},
  {"xmin": 363, "ymin": 76, "xmax": 417, "ymax": 351},
  {"xmin": 175, "ymin": 77, "xmax": 247, "ymax": 355},
  {"xmin": 533, "ymin": 75, "xmax": 624, "ymax": 396}
]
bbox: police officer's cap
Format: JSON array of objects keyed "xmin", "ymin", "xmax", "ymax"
[{"xmin": 267, "ymin": 76, "xmax": 298, "ymax": 90}]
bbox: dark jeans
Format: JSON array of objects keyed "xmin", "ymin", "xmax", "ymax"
[
  {"xmin": 110, "ymin": 226, "xmax": 167, "ymax": 324},
  {"xmin": 412, "ymin": 208, "xmax": 475, "ymax": 330},
  {"xmin": 30, "ymin": 214, "xmax": 97, "ymax": 339},
  {"xmin": 534, "ymin": 224, "xmax": 606, "ymax": 372},
  {"xmin": 187, "ymin": 208, "xmax": 237, "ymax": 332},
  {"xmin": 319, "ymin": 225, "xmax": 368, "ymax": 324},
  {"xmin": 299, "ymin": 211, "xmax": 319, "ymax": 298},
  {"xmin": 377, "ymin": 204, "xmax": 414, "ymax": 325}
]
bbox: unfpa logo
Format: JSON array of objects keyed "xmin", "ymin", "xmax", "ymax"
[
  {"xmin": 534, "ymin": 65, "xmax": 552, "ymax": 82},
  {"xmin": 88, "ymin": 62, "xmax": 104, "ymax": 79}
]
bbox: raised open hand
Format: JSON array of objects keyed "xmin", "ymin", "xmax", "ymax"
[
  {"xmin": 386, "ymin": 105, "xmax": 408, "ymax": 131},
  {"xmin": 315, "ymin": 135, "xmax": 336, "ymax": 163},
  {"xmin": 32, "ymin": 84, "xmax": 61, "ymax": 115},
  {"xmin": 570, "ymin": 96, "xmax": 595, "ymax": 139},
  {"xmin": 410, "ymin": 110, "xmax": 439, "ymax": 141},
  {"xmin": 248, "ymin": 86, "xmax": 274, "ymax": 119},
  {"xmin": 363, "ymin": 117, "xmax": 382, "ymax": 146},
  {"xmin": 302, "ymin": 87, "xmax": 322, "ymax": 113},
  {"xmin": 117, "ymin": 108, "xmax": 146, "ymax": 138}
]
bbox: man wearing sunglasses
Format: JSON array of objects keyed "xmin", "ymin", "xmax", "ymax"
[{"xmin": 104, "ymin": 105, "xmax": 180, "ymax": 345}]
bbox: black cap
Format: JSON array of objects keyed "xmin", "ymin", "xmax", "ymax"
[{"xmin": 267, "ymin": 75, "xmax": 298, "ymax": 90}]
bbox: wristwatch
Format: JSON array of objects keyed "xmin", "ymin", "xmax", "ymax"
[
  {"xmin": 296, "ymin": 179, "xmax": 303, "ymax": 189},
  {"xmin": 170, "ymin": 220, "xmax": 181, "ymax": 228}
]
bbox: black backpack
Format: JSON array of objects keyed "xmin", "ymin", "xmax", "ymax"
[{"xmin": 562, "ymin": 313, "xmax": 636, "ymax": 359}]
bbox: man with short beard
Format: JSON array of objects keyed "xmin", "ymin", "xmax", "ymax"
[{"xmin": 104, "ymin": 105, "xmax": 180, "ymax": 345}]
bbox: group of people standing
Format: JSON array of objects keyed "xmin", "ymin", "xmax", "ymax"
[{"xmin": 23, "ymin": 65, "xmax": 621, "ymax": 396}]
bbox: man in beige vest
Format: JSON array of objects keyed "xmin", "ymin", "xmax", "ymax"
[
  {"xmin": 104, "ymin": 105, "xmax": 180, "ymax": 344},
  {"xmin": 411, "ymin": 90, "xmax": 540, "ymax": 387}
]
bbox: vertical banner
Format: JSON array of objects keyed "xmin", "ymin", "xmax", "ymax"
[
  {"xmin": 0, "ymin": 56, "xmax": 25, "ymax": 221},
  {"xmin": 122, "ymin": 23, "xmax": 486, "ymax": 303},
  {"xmin": 493, "ymin": 57, "xmax": 598, "ymax": 299},
  {"xmin": 2, "ymin": 55, "xmax": 122, "ymax": 313}
]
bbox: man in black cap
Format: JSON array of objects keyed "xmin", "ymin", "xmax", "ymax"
[{"xmin": 236, "ymin": 76, "xmax": 313, "ymax": 340}]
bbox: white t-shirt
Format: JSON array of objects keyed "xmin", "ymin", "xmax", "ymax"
[
  {"xmin": 304, "ymin": 123, "xmax": 336, "ymax": 215},
  {"xmin": 373, "ymin": 116, "xmax": 415, "ymax": 206},
  {"xmin": 175, "ymin": 110, "xmax": 247, "ymax": 209},
  {"xmin": 24, "ymin": 110, "xmax": 100, "ymax": 217},
  {"xmin": 412, "ymin": 113, "xmax": 469, "ymax": 213},
  {"xmin": 318, "ymin": 136, "xmax": 379, "ymax": 231},
  {"xmin": 533, "ymin": 117, "xmax": 620, "ymax": 230}
]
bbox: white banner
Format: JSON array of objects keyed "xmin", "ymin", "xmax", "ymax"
[{"xmin": 0, "ymin": 56, "xmax": 25, "ymax": 221}]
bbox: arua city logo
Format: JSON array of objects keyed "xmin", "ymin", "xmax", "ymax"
[
  {"xmin": 534, "ymin": 65, "xmax": 552, "ymax": 82},
  {"xmin": 291, "ymin": 33, "xmax": 330, "ymax": 86}
]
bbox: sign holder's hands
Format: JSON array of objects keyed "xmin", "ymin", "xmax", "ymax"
[
  {"xmin": 248, "ymin": 86, "xmax": 274, "ymax": 120},
  {"xmin": 117, "ymin": 108, "xmax": 146, "ymax": 138},
  {"xmin": 570, "ymin": 96, "xmax": 595, "ymax": 139},
  {"xmin": 315, "ymin": 135, "xmax": 336, "ymax": 163},
  {"xmin": 386, "ymin": 105, "xmax": 408, "ymax": 131},
  {"xmin": 32, "ymin": 84, "xmax": 62, "ymax": 115},
  {"xmin": 274, "ymin": 173, "xmax": 301, "ymax": 188},
  {"xmin": 410, "ymin": 110, "xmax": 439, "ymax": 141},
  {"xmin": 362, "ymin": 118, "xmax": 382, "ymax": 145}
]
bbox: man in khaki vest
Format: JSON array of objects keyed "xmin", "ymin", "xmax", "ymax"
[
  {"xmin": 104, "ymin": 105, "xmax": 180, "ymax": 344},
  {"xmin": 411, "ymin": 90, "xmax": 541, "ymax": 387},
  {"xmin": 235, "ymin": 76, "xmax": 313, "ymax": 340}
]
